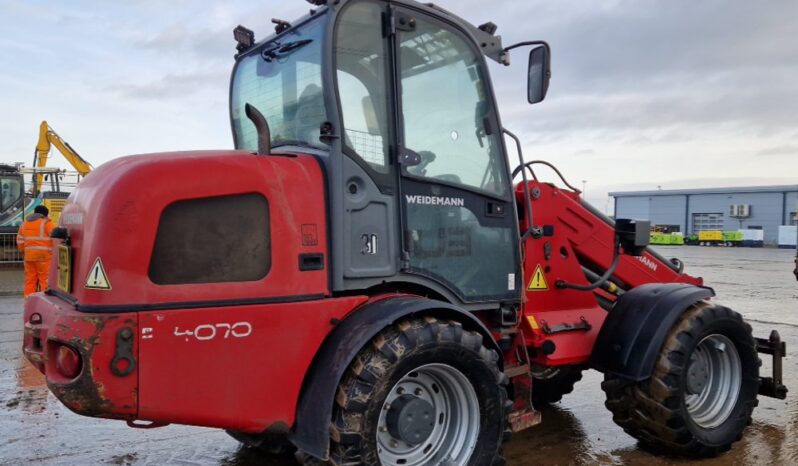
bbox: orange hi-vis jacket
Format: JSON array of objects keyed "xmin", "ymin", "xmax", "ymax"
[{"xmin": 17, "ymin": 213, "xmax": 55, "ymax": 262}]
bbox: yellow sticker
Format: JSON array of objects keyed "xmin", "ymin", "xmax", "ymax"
[
  {"xmin": 527, "ymin": 264, "xmax": 548, "ymax": 291},
  {"xmin": 57, "ymin": 245, "xmax": 72, "ymax": 293},
  {"xmin": 85, "ymin": 258, "xmax": 112, "ymax": 290},
  {"xmin": 526, "ymin": 315, "xmax": 540, "ymax": 330}
]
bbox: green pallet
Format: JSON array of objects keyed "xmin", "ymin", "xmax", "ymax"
[
  {"xmin": 722, "ymin": 231, "xmax": 743, "ymax": 242},
  {"xmin": 650, "ymin": 233, "xmax": 685, "ymax": 245}
]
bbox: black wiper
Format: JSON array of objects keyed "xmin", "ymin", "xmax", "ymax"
[{"xmin": 262, "ymin": 39, "xmax": 313, "ymax": 61}]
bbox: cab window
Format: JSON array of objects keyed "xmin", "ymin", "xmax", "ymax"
[
  {"xmin": 231, "ymin": 18, "xmax": 327, "ymax": 151},
  {"xmin": 334, "ymin": 1, "xmax": 392, "ymax": 174},
  {"xmin": 1, "ymin": 177, "xmax": 22, "ymax": 211},
  {"xmin": 399, "ymin": 17, "xmax": 507, "ymax": 196},
  {"xmin": 149, "ymin": 193, "xmax": 270, "ymax": 285}
]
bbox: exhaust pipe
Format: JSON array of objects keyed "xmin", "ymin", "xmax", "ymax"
[{"xmin": 244, "ymin": 103, "xmax": 271, "ymax": 155}]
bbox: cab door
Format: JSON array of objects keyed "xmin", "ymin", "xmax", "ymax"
[{"xmin": 392, "ymin": 7, "xmax": 521, "ymax": 302}]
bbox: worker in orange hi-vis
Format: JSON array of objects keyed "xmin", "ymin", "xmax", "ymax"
[{"xmin": 16, "ymin": 205, "xmax": 55, "ymax": 297}]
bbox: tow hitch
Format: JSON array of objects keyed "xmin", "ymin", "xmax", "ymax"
[{"xmin": 756, "ymin": 330, "xmax": 788, "ymax": 399}]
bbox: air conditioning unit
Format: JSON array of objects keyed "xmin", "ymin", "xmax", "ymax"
[{"xmin": 729, "ymin": 204, "xmax": 751, "ymax": 218}]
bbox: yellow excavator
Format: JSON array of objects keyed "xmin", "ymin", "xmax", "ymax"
[{"xmin": 33, "ymin": 121, "xmax": 93, "ymax": 223}]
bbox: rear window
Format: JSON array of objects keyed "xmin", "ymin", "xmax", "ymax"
[{"xmin": 149, "ymin": 193, "xmax": 270, "ymax": 285}]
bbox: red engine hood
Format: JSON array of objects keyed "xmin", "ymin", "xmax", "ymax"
[{"xmin": 55, "ymin": 150, "xmax": 329, "ymax": 308}]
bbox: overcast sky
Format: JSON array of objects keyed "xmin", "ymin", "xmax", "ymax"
[{"xmin": 1, "ymin": 0, "xmax": 796, "ymax": 211}]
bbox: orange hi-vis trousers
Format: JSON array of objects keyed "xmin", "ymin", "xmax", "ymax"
[
  {"xmin": 18, "ymin": 214, "xmax": 55, "ymax": 297},
  {"xmin": 24, "ymin": 260, "xmax": 50, "ymax": 297}
]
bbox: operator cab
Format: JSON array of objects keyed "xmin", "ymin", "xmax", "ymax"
[
  {"xmin": 0, "ymin": 166, "xmax": 24, "ymax": 231},
  {"xmin": 230, "ymin": 0, "xmax": 548, "ymax": 308}
]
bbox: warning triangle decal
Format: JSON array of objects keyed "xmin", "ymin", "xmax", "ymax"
[
  {"xmin": 527, "ymin": 264, "xmax": 548, "ymax": 291},
  {"xmin": 85, "ymin": 257, "xmax": 112, "ymax": 290}
]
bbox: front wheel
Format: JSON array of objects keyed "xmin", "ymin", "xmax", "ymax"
[
  {"xmin": 298, "ymin": 318, "xmax": 509, "ymax": 466},
  {"xmin": 602, "ymin": 302, "xmax": 759, "ymax": 457}
]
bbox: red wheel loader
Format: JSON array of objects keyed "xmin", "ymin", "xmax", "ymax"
[{"xmin": 23, "ymin": 1, "xmax": 787, "ymax": 464}]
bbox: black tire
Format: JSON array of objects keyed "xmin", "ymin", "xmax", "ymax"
[
  {"xmin": 297, "ymin": 317, "xmax": 509, "ymax": 466},
  {"xmin": 225, "ymin": 429, "xmax": 292, "ymax": 455},
  {"xmin": 531, "ymin": 365, "xmax": 584, "ymax": 407},
  {"xmin": 602, "ymin": 302, "xmax": 759, "ymax": 457}
]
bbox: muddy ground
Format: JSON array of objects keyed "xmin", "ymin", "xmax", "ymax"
[{"xmin": 0, "ymin": 246, "xmax": 796, "ymax": 465}]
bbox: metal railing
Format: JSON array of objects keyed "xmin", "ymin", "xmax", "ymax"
[{"xmin": 1, "ymin": 233, "xmax": 23, "ymax": 263}]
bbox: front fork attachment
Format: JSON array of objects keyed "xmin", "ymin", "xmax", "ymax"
[{"xmin": 756, "ymin": 330, "xmax": 788, "ymax": 399}]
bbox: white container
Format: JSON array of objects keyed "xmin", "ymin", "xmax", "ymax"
[
  {"xmin": 778, "ymin": 225, "xmax": 797, "ymax": 248},
  {"xmin": 742, "ymin": 229, "xmax": 764, "ymax": 241}
]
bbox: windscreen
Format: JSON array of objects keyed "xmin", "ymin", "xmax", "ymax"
[
  {"xmin": 231, "ymin": 17, "xmax": 327, "ymax": 151},
  {"xmin": 1, "ymin": 176, "xmax": 22, "ymax": 211}
]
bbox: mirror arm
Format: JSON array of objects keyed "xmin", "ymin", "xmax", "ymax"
[
  {"xmin": 501, "ymin": 40, "xmax": 551, "ymax": 66},
  {"xmin": 504, "ymin": 40, "xmax": 550, "ymax": 53}
]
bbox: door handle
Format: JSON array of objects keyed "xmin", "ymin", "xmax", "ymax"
[{"xmin": 486, "ymin": 201, "xmax": 506, "ymax": 218}]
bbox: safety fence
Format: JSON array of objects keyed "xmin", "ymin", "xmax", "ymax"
[{"xmin": 0, "ymin": 233, "xmax": 23, "ymax": 264}]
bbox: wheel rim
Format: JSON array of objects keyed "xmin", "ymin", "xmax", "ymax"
[
  {"xmin": 684, "ymin": 334, "xmax": 742, "ymax": 429},
  {"xmin": 377, "ymin": 363, "xmax": 480, "ymax": 466}
]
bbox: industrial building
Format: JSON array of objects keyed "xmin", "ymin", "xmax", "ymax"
[{"xmin": 611, "ymin": 185, "xmax": 798, "ymax": 246}]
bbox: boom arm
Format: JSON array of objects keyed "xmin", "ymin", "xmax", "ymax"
[
  {"xmin": 516, "ymin": 179, "xmax": 703, "ymax": 367},
  {"xmin": 34, "ymin": 121, "xmax": 93, "ymax": 194}
]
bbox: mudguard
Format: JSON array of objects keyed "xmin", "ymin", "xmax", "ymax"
[
  {"xmin": 590, "ymin": 283, "xmax": 715, "ymax": 381},
  {"xmin": 288, "ymin": 295, "xmax": 500, "ymax": 461}
]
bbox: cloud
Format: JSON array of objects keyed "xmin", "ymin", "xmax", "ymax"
[
  {"xmin": 756, "ymin": 146, "xmax": 798, "ymax": 157},
  {"xmin": 606, "ymin": 176, "xmax": 798, "ymax": 193},
  {"xmin": 491, "ymin": 0, "xmax": 798, "ymax": 91},
  {"xmin": 140, "ymin": 24, "xmax": 232, "ymax": 60},
  {"xmin": 1, "ymin": 0, "xmax": 796, "ymax": 193},
  {"xmin": 135, "ymin": 2, "xmax": 307, "ymax": 61},
  {"xmin": 476, "ymin": 0, "xmax": 798, "ymax": 144},
  {"xmin": 105, "ymin": 70, "xmax": 228, "ymax": 100}
]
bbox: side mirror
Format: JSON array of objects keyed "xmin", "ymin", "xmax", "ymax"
[{"xmin": 528, "ymin": 45, "xmax": 551, "ymax": 104}]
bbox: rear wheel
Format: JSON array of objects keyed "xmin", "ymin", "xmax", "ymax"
[
  {"xmin": 297, "ymin": 317, "xmax": 509, "ymax": 465},
  {"xmin": 531, "ymin": 365, "xmax": 584, "ymax": 407},
  {"xmin": 602, "ymin": 302, "xmax": 759, "ymax": 457}
]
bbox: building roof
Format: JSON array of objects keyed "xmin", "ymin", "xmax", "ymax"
[{"xmin": 610, "ymin": 185, "xmax": 798, "ymax": 198}]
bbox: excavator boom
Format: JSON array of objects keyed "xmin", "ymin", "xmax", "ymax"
[{"xmin": 33, "ymin": 120, "xmax": 92, "ymax": 194}]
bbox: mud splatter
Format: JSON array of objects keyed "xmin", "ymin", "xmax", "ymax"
[{"xmin": 110, "ymin": 453, "xmax": 138, "ymax": 465}]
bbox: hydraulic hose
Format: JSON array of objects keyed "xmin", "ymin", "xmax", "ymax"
[
  {"xmin": 512, "ymin": 160, "xmax": 581, "ymax": 194},
  {"xmin": 579, "ymin": 198, "xmax": 681, "ymax": 274},
  {"xmin": 557, "ymin": 238, "xmax": 622, "ymax": 291},
  {"xmin": 503, "ymin": 129, "xmax": 536, "ymax": 241},
  {"xmin": 581, "ymin": 266, "xmax": 625, "ymax": 296}
]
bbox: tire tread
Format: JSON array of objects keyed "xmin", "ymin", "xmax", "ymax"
[
  {"xmin": 297, "ymin": 318, "xmax": 509, "ymax": 465},
  {"xmin": 601, "ymin": 302, "xmax": 758, "ymax": 458}
]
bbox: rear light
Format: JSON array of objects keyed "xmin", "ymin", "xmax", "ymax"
[{"xmin": 55, "ymin": 344, "xmax": 82, "ymax": 379}]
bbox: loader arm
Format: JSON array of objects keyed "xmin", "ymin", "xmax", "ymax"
[
  {"xmin": 516, "ymin": 179, "xmax": 703, "ymax": 366},
  {"xmin": 34, "ymin": 120, "xmax": 93, "ymax": 194}
]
